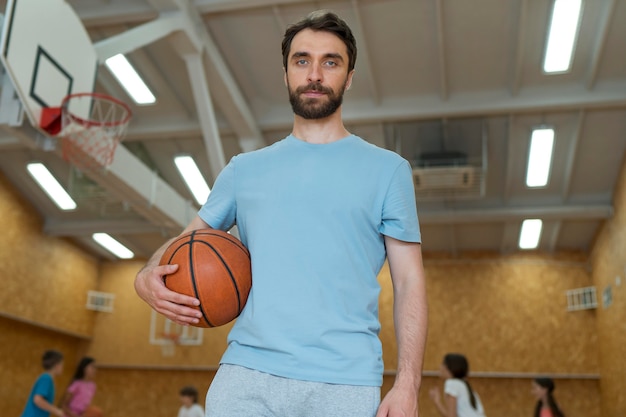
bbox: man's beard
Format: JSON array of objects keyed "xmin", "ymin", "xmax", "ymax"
[{"xmin": 287, "ymin": 79, "xmax": 347, "ymax": 120}]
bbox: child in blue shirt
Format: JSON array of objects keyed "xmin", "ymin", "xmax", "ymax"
[{"xmin": 21, "ymin": 350, "xmax": 66, "ymax": 417}]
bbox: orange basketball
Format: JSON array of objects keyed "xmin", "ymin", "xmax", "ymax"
[
  {"xmin": 82, "ymin": 405, "xmax": 103, "ymax": 417},
  {"xmin": 159, "ymin": 229, "xmax": 252, "ymax": 328}
]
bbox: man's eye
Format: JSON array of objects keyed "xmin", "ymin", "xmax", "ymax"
[{"xmin": 297, "ymin": 59, "xmax": 308, "ymax": 65}]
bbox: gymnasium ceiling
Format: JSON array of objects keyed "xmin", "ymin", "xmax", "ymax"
[{"xmin": 0, "ymin": 0, "xmax": 625, "ymax": 260}]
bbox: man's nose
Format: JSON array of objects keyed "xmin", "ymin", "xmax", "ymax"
[{"xmin": 307, "ymin": 64, "xmax": 323, "ymax": 83}]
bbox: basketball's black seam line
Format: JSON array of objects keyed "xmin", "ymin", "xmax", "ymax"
[
  {"xmin": 189, "ymin": 235, "xmax": 215, "ymax": 327},
  {"xmin": 195, "ymin": 231, "xmax": 250, "ymax": 257},
  {"xmin": 164, "ymin": 241, "xmax": 213, "ymax": 326},
  {"xmin": 198, "ymin": 241, "xmax": 243, "ymax": 314},
  {"xmin": 162, "ymin": 244, "xmax": 186, "ymax": 287}
]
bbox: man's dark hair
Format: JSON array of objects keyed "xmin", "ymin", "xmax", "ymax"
[
  {"xmin": 282, "ymin": 10, "xmax": 357, "ymax": 72},
  {"xmin": 42, "ymin": 350, "xmax": 64, "ymax": 371},
  {"xmin": 179, "ymin": 385, "xmax": 199, "ymax": 403}
]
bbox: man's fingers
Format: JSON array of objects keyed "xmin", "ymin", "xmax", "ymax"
[{"xmin": 156, "ymin": 299, "xmax": 202, "ymax": 325}]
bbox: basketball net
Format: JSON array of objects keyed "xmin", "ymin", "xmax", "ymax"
[
  {"xmin": 160, "ymin": 333, "xmax": 180, "ymax": 357},
  {"xmin": 40, "ymin": 93, "xmax": 132, "ymax": 172}
]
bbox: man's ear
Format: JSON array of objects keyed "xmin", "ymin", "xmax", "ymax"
[
  {"xmin": 345, "ymin": 69, "xmax": 355, "ymax": 91},
  {"xmin": 283, "ymin": 68, "xmax": 288, "ymax": 87}
]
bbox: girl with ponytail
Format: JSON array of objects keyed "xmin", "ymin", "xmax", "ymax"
[
  {"xmin": 429, "ymin": 353, "xmax": 486, "ymax": 417},
  {"xmin": 532, "ymin": 378, "xmax": 565, "ymax": 417}
]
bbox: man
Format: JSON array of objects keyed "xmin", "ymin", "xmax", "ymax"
[{"xmin": 135, "ymin": 10, "xmax": 427, "ymax": 417}]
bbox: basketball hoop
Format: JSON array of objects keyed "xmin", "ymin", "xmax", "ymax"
[
  {"xmin": 160, "ymin": 332, "xmax": 180, "ymax": 357},
  {"xmin": 42, "ymin": 93, "xmax": 132, "ymax": 171}
]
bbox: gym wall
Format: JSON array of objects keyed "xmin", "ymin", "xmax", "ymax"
[
  {"xmin": 590, "ymin": 160, "xmax": 626, "ymax": 417},
  {"xmin": 1, "ymin": 160, "xmax": 624, "ymax": 416}
]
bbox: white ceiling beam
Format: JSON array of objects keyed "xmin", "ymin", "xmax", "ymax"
[
  {"xmin": 271, "ymin": 5, "xmax": 287, "ymax": 33},
  {"xmin": 419, "ymin": 204, "xmax": 612, "ymax": 224},
  {"xmin": 546, "ymin": 221, "xmax": 562, "ymax": 252},
  {"xmin": 76, "ymin": 3, "xmax": 157, "ymax": 27},
  {"xmin": 44, "ymin": 219, "xmax": 163, "ymax": 236},
  {"xmin": 560, "ymin": 110, "xmax": 584, "ymax": 201},
  {"xmin": 509, "ymin": 0, "xmax": 528, "ymax": 96},
  {"xmin": 350, "ymin": 0, "xmax": 380, "ymax": 104},
  {"xmin": 258, "ymin": 80, "xmax": 626, "ymax": 129},
  {"xmin": 77, "ymin": 0, "xmax": 322, "ymax": 28},
  {"xmin": 86, "ymin": 145, "xmax": 198, "ymax": 231},
  {"xmin": 503, "ymin": 115, "xmax": 517, "ymax": 203},
  {"xmin": 93, "ymin": 12, "xmax": 185, "ymax": 62},
  {"xmin": 500, "ymin": 222, "xmax": 521, "ymax": 253},
  {"xmin": 1, "ymin": 123, "xmax": 197, "ymax": 234},
  {"xmin": 173, "ymin": 0, "xmax": 265, "ymax": 150},
  {"xmin": 193, "ymin": 0, "xmax": 329, "ymax": 14},
  {"xmin": 434, "ymin": 0, "xmax": 448, "ymax": 101},
  {"xmin": 125, "ymin": 119, "xmax": 204, "ymax": 140},
  {"xmin": 182, "ymin": 53, "xmax": 227, "ymax": 180},
  {"xmin": 586, "ymin": 0, "xmax": 616, "ymax": 90}
]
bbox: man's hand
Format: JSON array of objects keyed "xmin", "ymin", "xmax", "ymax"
[
  {"xmin": 376, "ymin": 384, "xmax": 418, "ymax": 417},
  {"xmin": 134, "ymin": 262, "xmax": 202, "ymax": 325}
]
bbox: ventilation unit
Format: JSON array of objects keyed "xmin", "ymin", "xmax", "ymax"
[
  {"xmin": 413, "ymin": 166, "xmax": 475, "ymax": 190},
  {"xmin": 86, "ymin": 290, "xmax": 115, "ymax": 312}
]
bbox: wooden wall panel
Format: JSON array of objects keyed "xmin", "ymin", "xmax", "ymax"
[
  {"xmin": 379, "ymin": 252, "xmax": 598, "ymax": 374},
  {"xmin": 86, "ymin": 261, "xmax": 231, "ymax": 366},
  {"xmin": 0, "ymin": 174, "xmax": 99, "ymax": 336},
  {"xmin": 415, "ymin": 376, "xmax": 600, "ymax": 417},
  {"xmin": 92, "ymin": 368, "xmax": 216, "ymax": 417},
  {"xmin": 0, "ymin": 316, "xmax": 86, "ymax": 417},
  {"xmin": 1, "ymin": 164, "xmax": 617, "ymax": 416},
  {"xmin": 591, "ymin": 159, "xmax": 626, "ymax": 417}
]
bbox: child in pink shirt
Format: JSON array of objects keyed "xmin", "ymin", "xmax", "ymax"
[{"xmin": 61, "ymin": 357, "xmax": 100, "ymax": 417}]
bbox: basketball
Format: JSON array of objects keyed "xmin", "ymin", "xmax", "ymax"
[
  {"xmin": 82, "ymin": 405, "xmax": 103, "ymax": 417},
  {"xmin": 159, "ymin": 229, "xmax": 252, "ymax": 328}
]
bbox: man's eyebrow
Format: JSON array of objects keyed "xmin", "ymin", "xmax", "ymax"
[{"xmin": 290, "ymin": 52, "xmax": 345, "ymax": 61}]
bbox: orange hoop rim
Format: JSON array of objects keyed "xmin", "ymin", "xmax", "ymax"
[
  {"xmin": 61, "ymin": 92, "xmax": 132, "ymax": 129},
  {"xmin": 161, "ymin": 332, "xmax": 181, "ymax": 344}
]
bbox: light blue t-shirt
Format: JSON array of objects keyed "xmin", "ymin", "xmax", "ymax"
[
  {"xmin": 199, "ymin": 134, "xmax": 421, "ymax": 386},
  {"xmin": 21, "ymin": 373, "xmax": 54, "ymax": 417}
]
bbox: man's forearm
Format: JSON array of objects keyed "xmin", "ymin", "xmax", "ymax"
[{"xmin": 393, "ymin": 274, "xmax": 428, "ymax": 390}]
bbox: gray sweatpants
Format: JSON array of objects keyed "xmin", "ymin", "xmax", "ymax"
[{"xmin": 205, "ymin": 364, "xmax": 380, "ymax": 417}]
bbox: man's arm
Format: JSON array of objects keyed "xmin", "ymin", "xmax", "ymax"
[
  {"xmin": 134, "ymin": 215, "xmax": 211, "ymax": 325},
  {"xmin": 376, "ymin": 236, "xmax": 428, "ymax": 417}
]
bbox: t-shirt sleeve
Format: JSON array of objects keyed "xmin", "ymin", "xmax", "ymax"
[
  {"xmin": 33, "ymin": 374, "xmax": 54, "ymax": 398},
  {"xmin": 191, "ymin": 404, "xmax": 205, "ymax": 417},
  {"xmin": 67, "ymin": 380, "xmax": 78, "ymax": 395},
  {"xmin": 198, "ymin": 156, "xmax": 237, "ymax": 230},
  {"xmin": 379, "ymin": 160, "xmax": 421, "ymax": 243},
  {"xmin": 444, "ymin": 379, "xmax": 462, "ymax": 398}
]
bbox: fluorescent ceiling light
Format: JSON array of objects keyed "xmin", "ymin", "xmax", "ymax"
[
  {"xmin": 92, "ymin": 233, "xmax": 134, "ymax": 259},
  {"xmin": 105, "ymin": 54, "xmax": 156, "ymax": 105},
  {"xmin": 26, "ymin": 162, "xmax": 77, "ymax": 210},
  {"xmin": 519, "ymin": 219, "xmax": 543, "ymax": 250},
  {"xmin": 543, "ymin": 0, "xmax": 583, "ymax": 73},
  {"xmin": 174, "ymin": 155, "xmax": 211, "ymax": 205},
  {"xmin": 526, "ymin": 128, "xmax": 555, "ymax": 187}
]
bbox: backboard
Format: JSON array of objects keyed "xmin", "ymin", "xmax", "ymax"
[{"xmin": 0, "ymin": 0, "xmax": 98, "ymax": 133}]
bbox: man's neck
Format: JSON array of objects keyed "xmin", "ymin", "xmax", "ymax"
[{"xmin": 291, "ymin": 110, "xmax": 350, "ymax": 144}]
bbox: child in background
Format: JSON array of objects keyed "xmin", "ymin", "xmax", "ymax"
[
  {"xmin": 429, "ymin": 353, "xmax": 486, "ymax": 417},
  {"xmin": 20, "ymin": 350, "xmax": 66, "ymax": 417},
  {"xmin": 177, "ymin": 386, "xmax": 204, "ymax": 417},
  {"xmin": 61, "ymin": 357, "xmax": 101, "ymax": 417},
  {"xmin": 531, "ymin": 378, "xmax": 565, "ymax": 417}
]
